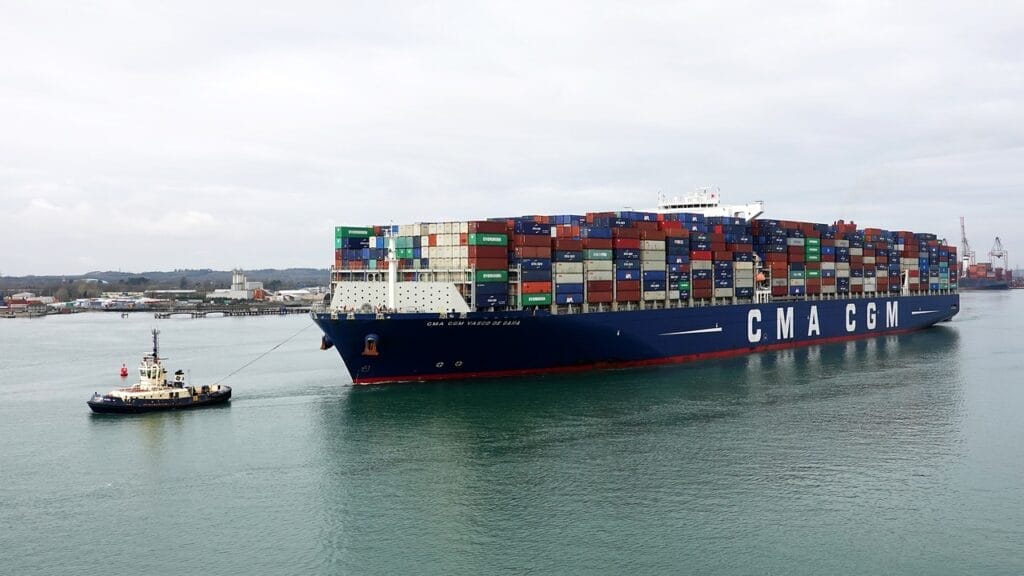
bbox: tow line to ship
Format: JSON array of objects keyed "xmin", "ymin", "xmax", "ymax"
[{"xmin": 208, "ymin": 322, "xmax": 317, "ymax": 387}]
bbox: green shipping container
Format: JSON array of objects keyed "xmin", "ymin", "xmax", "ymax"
[
  {"xmin": 396, "ymin": 248, "xmax": 414, "ymax": 259},
  {"xmin": 806, "ymin": 253, "xmax": 821, "ymax": 262},
  {"xmin": 336, "ymin": 226, "xmax": 374, "ymax": 238},
  {"xmin": 584, "ymin": 249, "xmax": 612, "ymax": 260},
  {"xmin": 468, "ymin": 233, "xmax": 508, "ymax": 246},
  {"xmin": 806, "ymin": 269, "xmax": 821, "ymax": 279},
  {"xmin": 804, "ymin": 238, "xmax": 821, "ymax": 247},
  {"xmin": 789, "ymin": 270, "xmax": 805, "ymax": 279},
  {"xmin": 678, "ymin": 281, "xmax": 691, "ymax": 290},
  {"xmin": 476, "ymin": 270, "xmax": 509, "ymax": 283},
  {"xmin": 522, "ymin": 293, "xmax": 552, "ymax": 306}
]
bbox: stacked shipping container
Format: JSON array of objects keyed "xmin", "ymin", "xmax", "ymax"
[{"xmin": 333, "ymin": 211, "xmax": 957, "ymax": 310}]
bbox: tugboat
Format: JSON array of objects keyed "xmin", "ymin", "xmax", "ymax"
[{"xmin": 88, "ymin": 329, "xmax": 231, "ymax": 414}]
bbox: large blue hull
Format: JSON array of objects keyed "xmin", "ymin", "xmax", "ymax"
[{"xmin": 313, "ymin": 294, "xmax": 959, "ymax": 384}]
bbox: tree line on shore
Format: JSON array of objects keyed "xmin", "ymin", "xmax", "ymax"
[{"xmin": 1, "ymin": 268, "xmax": 328, "ymax": 300}]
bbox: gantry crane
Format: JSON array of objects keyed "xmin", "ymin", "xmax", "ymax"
[
  {"xmin": 989, "ymin": 237, "xmax": 1009, "ymax": 271},
  {"xmin": 960, "ymin": 217, "xmax": 976, "ymax": 277}
]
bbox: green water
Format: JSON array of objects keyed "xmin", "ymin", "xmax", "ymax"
[{"xmin": 1, "ymin": 293, "xmax": 1022, "ymax": 575}]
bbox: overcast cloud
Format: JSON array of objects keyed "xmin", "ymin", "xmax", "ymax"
[{"xmin": 1, "ymin": 1, "xmax": 1022, "ymax": 276}]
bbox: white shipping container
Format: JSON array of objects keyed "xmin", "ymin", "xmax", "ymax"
[
  {"xmin": 789, "ymin": 279, "xmax": 805, "ymax": 287},
  {"xmin": 787, "ymin": 238, "xmax": 804, "ymax": 246},
  {"xmin": 457, "ymin": 246, "xmax": 468, "ymax": 258},
  {"xmin": 835, "ymin": 239, "xmax": 850, "ymax": 248},
  {"xmin": 850, "ymin": 247, "xmax": 864, "ymax": 256},
  {"xmin": 586, "ymin": 270, "xmax": 614, "ymax": 281},
  {"xmin": 643, "ymin": 290, "xmax": 667, "ymax": 301},
  {"xmin": 428, "ymin": 223, "xmax": 438, "ymax": 235},
  {"xmin": 458, "ymin": 222, "xmax": 469, "ymax": 234},
  {"xmin": 668, "ymin": 290, "xmax": 680, "ymax": 300},
  {"xmin": 691, "ymin": 260, "xmax": 713, "ymax": 270},
  {"xmin": 735, "ymin": 280, "xmax": 755, "ymax": 288},
  {"xmin": 713, "ymin": 288, "xmax": 734, "ymax": 298},
  {"xmin": 821, "ymin": 285, "xmax": 837, "ymax": 294},
  {"xmin": 553, "ymin": 262, "xmax": 583, "ymax": 273},
  {"xmin": 584, "ymin": 260, "xmax": 613, "ymax": 271},
  {"xmin": 821, "ymin": 262, "xmax": 836, "ymax": 270},
  {"xmin": 733, "ymin": 262, "xmax": 755, "ymax": 271},
  {"xmin": 863, "ymin": 256, "xmax": 876, "ymax": 265},
  {"xmin": 734, "ymin": 270, "xmax": 754, "ymax": 280},
  {"xmin": 837, "ymin": 270, "xmax": 850, "ymax": 278},
  {"xmin": 555, "ymin": 273, "xmax": 584, "ymax": 284},
  {"xmin": 851, "ymin": 277, "xmax": 864, "ymax": 285},
  {"xmin": 771, "ymin": 278, "xmax": 788, "ymax": 287},
  {"xmin": 836, "ymin": 262, "xmax": 851, "ymax": 271},
  {"xmin": 641, "ymin": 240, "xmax": 664, "ymax": 251}
]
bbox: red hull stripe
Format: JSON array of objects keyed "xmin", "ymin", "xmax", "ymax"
[{"xmin": 352, "ymin": 326, "xmax": 930, "ymax": 385}]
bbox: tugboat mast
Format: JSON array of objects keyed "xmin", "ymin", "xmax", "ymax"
[{"xmin": 151, "ymin": 329, "xmax": 160, "ymax": 361}]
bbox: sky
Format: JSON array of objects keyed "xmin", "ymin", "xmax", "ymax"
[{"xmin": 1, "ymin": 1, "xmax": 1022, "ymax": 276}]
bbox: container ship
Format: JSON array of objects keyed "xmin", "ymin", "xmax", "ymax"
[
  {"xmin": 958, "ymin": 217, "xmax": 1010, "ymax": 290},
  {"xmin": 312, "ymin": 190, "xmax": 960, "ymax": 385}
]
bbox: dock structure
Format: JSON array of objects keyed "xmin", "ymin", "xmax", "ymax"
[{"xmin": 154, "ymin": 305, "xmax": 310, "ymax": 319}]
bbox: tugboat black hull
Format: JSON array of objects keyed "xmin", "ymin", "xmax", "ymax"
[{"xmin": 87, "ymin": 388, "xmax": 231, "ymax": 414}]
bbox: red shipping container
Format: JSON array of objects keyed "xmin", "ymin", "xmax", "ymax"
[
  {"xmin": 514, "ymin": 235, "xmax": 551, "ymax": 248},
  {"xmin": 710, "ymin": 233, "xmax": 726, "ymax": 242},
  {"xmin": 787, "ymin": 246, "xmax": 804, "ymax": 257},
  {"xmin": 588, "ymin": 291, "xmax": 613, "ymax": 303},
  {"xmin": 771, "ymin": 286, "xmax": 788, "ymax": 297},
  {"xmin": 469, "ymin": 257, "xmax": 508, "ymax": 270},
  {"xmin": 468, "ymin": 220, "xmax": 507, "ymax": 234},
  {"xmin": 692, "ymin": 278, "xmax": 713, "ymax": 289},
  {"xmin": 690, "ymin": 250, "xmax": 713, "ymax": 260},
  {"xmin": 640, "ymin": 229, "xmax": 666, "ymax": 241},
  {"xmin": 851, "ymin": 285, "xmax": 864, "ymax": 293},
  {"xmin": 587, "ymin": 280, "xmax": 613, "ymax": 292},
  {"xmin": 553, "ymin": 238, "xmax": 582, "ymax": 250},
  {"xmin": 584, "ymin": 238, "xmax": 613, "ymax": 249},
  {"xmin": 692, "ymin": 288, "xmax": 713, "ymax": 299},
  {"xmin": 664, "ymin": 227, "xmax": 689, "ymax": 238},
  {"xmin": 612, "ymin": 238, "xmax": 641, "ymax": 249},
  {"xmin": 468, "ymin": 246, "xmax": 506, "ymax": 259},
  {"xmin": 659, "ymin": 221, "xmax": 683, "ymax": 230},
  {"xmin": 615, "ymin": 290, "xmax": 640, "ymax": 302},
  {"xmin": 822, "ymin": 277, "xmax": 837, "ymax": 286},
  {"xmin": 713, "ymin": 251, "xmax": 733, "ymax": 261},
  {"xmin": 710, "ymin": 242, "xmax": 727, "ymax": 252},
  {"xmin": 635, "ymin": 221, "xmax": 660, "ymax": 232},
  {"xmin": 514, "ymin": 246, "xmax": 552, "ymax": 259},
  {"xmin": 521, "ymin": 281, "xmax": 552, "ymax": 294},
  {"xmin": 612, "ymin": 227, "xmax": 640, "ymax": 239},
  {"xmin": 806, "ymin": 284, "xmax": 821, "ymax": 295},
  {"xmin": 766, "ymin": 253, "xmax": 788, "ymax": 263},
  {"xmin": 616, "ymin": 280, "xmax": 640, "ymax": 291}
]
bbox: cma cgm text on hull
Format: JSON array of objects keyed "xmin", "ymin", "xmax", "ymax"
[{"xmin": 313, "ymin": 190, "xmax": 959, "ymax": 384}]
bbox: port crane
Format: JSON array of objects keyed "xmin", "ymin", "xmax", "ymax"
[
  {"xmin": 989, "ymin": 237, "xmax": 1009, "ymax": 271},
  {"xmin": 960, "ymin": 217, "xmax": 976, "ymax": 276}
]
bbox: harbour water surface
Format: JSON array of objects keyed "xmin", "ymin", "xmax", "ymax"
[{"xmin": 1, "ymin": 293, "xmax": 1022, "ymax": 575}]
